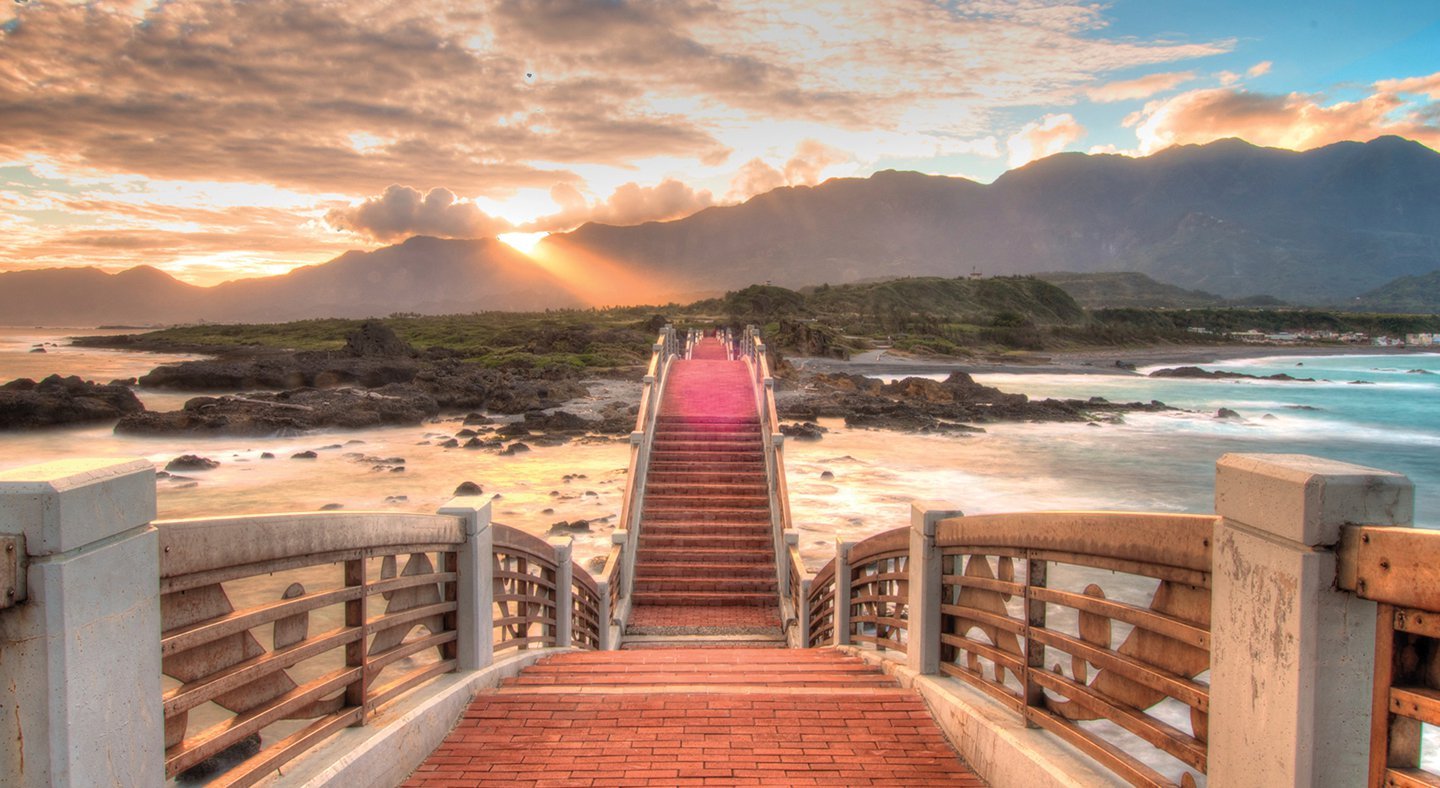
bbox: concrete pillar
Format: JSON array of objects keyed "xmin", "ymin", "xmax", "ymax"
[
  {"xmin": 0, "ymin": 458, "xmax": 162, "ymax": 787},
  {"xmin": 550, "ymin": 536, "xmax": 574, "ymax": 648},
  {"xmin": 833, "ymin": 539, "xmax": 854, "ymax": 646},
  {"xmin": 908, "ymin": 501, "xmax": 963, "ymax": 675},
  {"xmin": 439, "ymin": 498, "xmax": 493, "ymax": 671},
  {"xmin": 1209, "ymin": 453, "xmax": 1413, "ymax": 787}
]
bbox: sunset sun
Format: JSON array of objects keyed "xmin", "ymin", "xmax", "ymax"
[{"xmin": 497, "ymin": 231, "xmax": 549, "ymax": 254}]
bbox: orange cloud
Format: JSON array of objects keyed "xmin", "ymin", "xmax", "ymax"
[
  {"xmin": 1247, "ymin": 61, "xmax": 1273, "ymax": 78},
  {"xmin": 529, "ymin": 180, "xmax": 715, "ymax": 232},
  {"xmin": 1128, "ymin": 77, "xmax": 1440, "ymax": 154},
  {"xmin": 1086, "ymin": 71, "xmax": 1196, "ymax": 103},
  {"xmin": 325, "ymin": 186, "xmax": 512, "ymax": 241},
  {"xmin": 727, "ymin": 139, "xmax": 848, "ymax": 200},
  {"xmin": 1006, "ymin": 114, "xmax": 1085, "ymax": 167}
]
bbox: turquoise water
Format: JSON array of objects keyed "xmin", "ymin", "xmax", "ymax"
[{"xmin": 969, "ymin": 352, "xmax": 1440, "ymax": 527}]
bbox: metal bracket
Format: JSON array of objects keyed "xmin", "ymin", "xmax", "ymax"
[{"xmin": 0, "ymin": 534, "xmax": 26, "ymax": 610}]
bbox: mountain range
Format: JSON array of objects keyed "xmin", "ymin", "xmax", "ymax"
[{"xmin": 2, "ymin": 136, "xmax": 1438, "ymax": 325}]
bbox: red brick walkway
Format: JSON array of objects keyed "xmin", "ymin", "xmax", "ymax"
[{"xmin": 406, "ymin": 649, "xmax": 987, "ymax": 786}]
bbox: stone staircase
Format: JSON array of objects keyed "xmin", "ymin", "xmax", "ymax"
[{"xmin": 626, "ymin": 339, "xmax": 783, "ymax": 647}]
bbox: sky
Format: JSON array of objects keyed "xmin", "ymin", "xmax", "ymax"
[{"xmin": 2, "ymin": 0, "xmax": 1439, "ymax": 286}]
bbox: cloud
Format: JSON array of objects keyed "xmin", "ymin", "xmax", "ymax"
[
  {"xmin": 326, "ymin": 186, "xmax": 512, "ymax": 241},
  {"xmin": 1126, "ymin": 75, "xmax": 1440, "ymax": 153},
  {"xmin": 1377, "ymin": 72, "xmax": 1440, "ymax": 100},
  {"xmin": 1247, "ymin": 61, "xmax": 1273, "ymax": 78},
  {"xmin": 1086, "ymin": 71, "xmax": 1196, "ymax": 103},
  {"xmin": 528, "ymin": 179, "xmax": 715, "ymax": 231},
  {"xmin": 726, "ymin": 139, "xmax": 849, "ymax": 200},
  {"xmin": 1006, "ymin": 114, "xmax": 1085, "ymax": 167}
]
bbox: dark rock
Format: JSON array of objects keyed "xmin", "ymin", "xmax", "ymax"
[
  {"xmin": 1262, "ymin": 413, "xmax": 1278, "ymax": 420},
  {"xmin": 29, "ymin": 347, "xmax": 45, "ymax": 353},
  {"xmin": 1349, "ymin": 380, "xmax": 1375, "ymax": 385},
  {"xmin": 166, "ymin": 455, "xmax": 219, "ymax": 472},
  {"xmin": 456, "ymin": 428, "xmax": 478, "ymax": 438},
  {"xmin": 1150, "ymin": 366, "xmax": 1314, "ymax": 382},
  {"xmin": 780, "ymin": 421, "xmax": 826, "ymax": 441},
  {"xmin": 440, "ymin": 438, "xmax": 460, "ymax": 448},
  {"xmin": 497, "ymin": 422, "xmax": 532, "ymax": 437},
  {"xmin": 463, "ymin": 412, "xmax": 494, "ymax": 425},
  {"xmin": 343, "ymin": 321, "xmax": 416, "ymax": 358},
  {"xmin": 524, "ymin": 409, "xmax": 598, "ymax": 433},
  {"xmin": 385, "ymin": 495, "xmax": 409, "ymax": 503},
  {"xmin": 320, "ymin": 503, "xmax": 344, "ymax": 511},
  {"xmin": 292, "ymin": 450, "xmax": 318, "ymax": 459},
  {"xmin": 1284, "ymin": 404, "xmax": 1322, "ymax": 411},
  {"xmin": 820, "ymin": 470, "xmax": 835, "ymax": 480},
  {"xmin": 0, "ymin": 374, "xmax": 144, "ymax": 430},
  {"xmin": 542, "ymin": 507, "xmax": 555, "ymax": 514},
  {"xmin": 454, "ymin": 481, "xmax": 484, "ymax": 496},
  {"xmin": 115, "ymin": 385, "xmax": 439, "ymax": 436},
  {"xmin": 548, "ymin": 519, "xmax": 591, "ymax": 535},
  {"xmin": 1216, "ymin": 408, "xmax": 1244, "ymax": 420},
  {"xmin": 109, "ymin": 378, "xmax": 138, "ymax": 387},
  {"xmin": 1409, "ymin": 369, "xmax": 1435, "ymax": 375},
  {"xmin": 500, "ymin": 442, "xmax": 531, "ymax": 455},
  {"xmin": 1114, "ymin": 360, "xmax": 1137, "ymax": 371},
  {"xmin": 260, "ymin": 452, "xmax": 275, "ymax": 459},
  {"xmin": 463, "ymin": 437, "xmax": 484, "ymax": 449}
]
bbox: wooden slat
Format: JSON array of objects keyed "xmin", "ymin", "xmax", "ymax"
[
  {"xmin": 850, "ymin": 594, "xmax": 908, "ymax": 607},
  {"xmin": 942, "ymin": 604, "xmax": 1025, "ymax": 636},
  {"xmin": 1031, "ymin": 669, "xmax": 1207, "ymax": 771},
  {"xmin": 494, "ymin": 614, "xmax": 557, "ymax": 629},
  {"xmin": 162, "ymin": 587, "xmax": 361, "ymax": 656},
  {"xmin": 367, "ymin": 659, "xmax": 458, "ymax": 712},
  {"xmin": 367, "ymin": 602, "xmax": 457, "ymax": 639},
  {"xmin": 938, "ymin": 662, "xmax": 1025, "ymax": 713},
  {"xmin": 852, "ymin": 634, "xmax": 906, "ymax": 652},
  {"xmin": 940, "ymin": 633, "xmax": 1025, "ymax": 672},
  {"xmin": 495, "ymin": 569, "xmax": 557, "ymax": 590},
  {"xmin": 367, "ymin": 571, "xmax": 457, "ymax": 597},
  {"xmin": 1372, "ymin": 603, "xmax": 1400, "ymax": 787},
  {"xmin": 166, "ymin": 667, "xmax": 360, "ymax": 776},
  {"xmin": 1031, "ymin": 628, "xmax": 1209, "ymax": 712},
  {"xmin": 207, "ymin": 707, "xmax": 362, "ymax": 788},
  {"xmin": 1395, "ymin": 607, "xmax": 1440, "ymax": 639},
  {"xmin": 494, "ymin": 635, "xmax": 555, "ymax": 652},
  {"xmin": 496, "ymin": 593, "xmax": 557, "ymax": 606},
  {"xmin": 1031, "ymin": 586, "xmax": 1211, "ymax": 651},
  {"xmin": 366, "ymin": 631, "xmax": 457, "ymax": 678},
  {"xmin": 1342, "ymin": 526, "xmax": 1440, "ymax": 609},
  {"xmin": 1391, "ymin": 687, "xmax": 1440, "ymax": 727},
  {"xmin": 162, "ymin": 542, "xmax": 462, "ymax": 594},
  {"xmin": 1026, "ymin": 705, "xmax": 1174, "ymax": 788},
  {"xmin": 942, "ymin": 573, "xmax": 1024, "ymax": 596},
  {"xmin": 163, "ymin": 627, "xmax": 362, "ymax": 716},
  {"xmin": 935, "ymin": 512, "xmax": 1215, "ymax": 573},
  {"xmin": 1386, "ymin": 769, "xmax": 1440, "ymax": 788}
]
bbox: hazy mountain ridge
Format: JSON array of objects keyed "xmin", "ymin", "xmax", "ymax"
[
  {"xmin": 2, "ymin": 136, "xmax": 1438, "ymax": 325},
  {"xmin": 1352, "ymin": 269, "xmax": 1440, "ymax": 314}
]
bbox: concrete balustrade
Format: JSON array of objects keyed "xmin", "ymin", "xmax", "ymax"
[
  {"xmin": 550, "ymin": 535, "xmax": 575, "ymax": 648},
  {"xmin": 438, "ymin": 497, "xmax": 493, "ymax": 671},
  {"xmin": 1209, "ymin": 453, "xmax": 1414, "ymax": 787},
  {"xmin": 0, "ymin": 458, "xmax": 163, "ymax": 787},
  {"xmin": 907, "ymin": 500, "xmax": 963, "ymax": 676}
]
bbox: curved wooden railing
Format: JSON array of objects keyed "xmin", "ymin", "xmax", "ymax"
[
  {"xmin": 607, "ymin": 325, "xmax": 681, "ymax": 643},
  {"xmin": 156, "ymin": 506, "xmax": 597, "ymax": 786},
  {"xmin": 1339, "ymin": 524, "xmax": 1440, "ymax": 786},
  {"xmin": 804, "ymin": 511, "xmax": 1216, "ymax": 787}
]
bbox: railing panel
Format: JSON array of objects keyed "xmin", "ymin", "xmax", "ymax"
[
  {"xmin": 159, "ymin": 512, "xmax": 464, "ymax": 787},
  {"xmin": 847, "ymin": 529, "xmax": 911, "ymax": 653},
  {"xmin": 492, "ymin": 525, "xmax": 559, "ymax": 653},
  {"xmin": 1340, "ymin": 525, "xmax": 1440, "ymax": 785},
  {"xmin": 572, "ymin": 570, "xmax": 602, "ymax": 650},
  {"xmin": 808, "ymin": 559, "xmax": 836, "ymax": 647},
  {"xmin": 934, "ymin": 512, "xmax": 1215, "ymax": 787}
]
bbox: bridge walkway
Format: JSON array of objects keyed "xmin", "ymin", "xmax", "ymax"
[
  {"xmin": 405, "ymin": 649, "xmax": 985, "ymax": 786},
  {"xmin": 625, "ymin": 336, "xmax": 782, "ymax": 646}
]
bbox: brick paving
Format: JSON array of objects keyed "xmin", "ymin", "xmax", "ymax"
[{"xmin": 406, "ymin": 649, "xmax": 987, "ymax": 787}]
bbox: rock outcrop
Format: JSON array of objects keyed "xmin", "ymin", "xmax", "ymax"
[
  {"xmin": 115, "ymin": 385, "xmax": 439, "ymax": 436},
  {"xmin": 0, "ymin": 375, "xmax": 144, "ymax": 429}
]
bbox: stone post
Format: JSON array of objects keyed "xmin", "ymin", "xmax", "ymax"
[
  {"xmin": 1209, "ymin": 453, "xmax": 1413, "ymax": 787},
  {"xmin": 550, "ymin": 536, "xmax": 574, "ymax": 648},
  {"xmin": 908, "ymin": 501, "xmax": 963, "ymax": 675},
  {"xmin": 0, "ymin": 458, "xmax": 162, "ymax": 787},
  {"xmin": 833, "ymin": 539, "xmax": 854, "ymax": 646},
  {"xmin": 439, "ymin": 498, "xmax": 493, "ymax": 671}
]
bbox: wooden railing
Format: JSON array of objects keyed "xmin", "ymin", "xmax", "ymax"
[
  {"xmin": 155, "ymin": 504, "xmax": 597, "ymax": 786},
  {"xmin": 1339, "ymin": 525, "xmax": 1440, "ymax": 786},
  {"xmin": 609, "ymin": 325, "xmax": 681, "ymax": 641},
  {"xmin": 804, "ymin": 510, "xmax": 1215, "ymax": 787},
  {"xmin": 737, "ymin": 325, "xmax": 802, "ymax": 643}
]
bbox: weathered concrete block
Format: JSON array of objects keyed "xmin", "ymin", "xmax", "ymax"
[
  {"xmin": 0, "ymin": 457, "xmax": 156, "ymax": 555},
  {"xmin": 1215, "ymin": 453, "xmax": 1412, "ymax": 546}
]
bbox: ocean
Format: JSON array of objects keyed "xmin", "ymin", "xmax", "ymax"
[{"xmin": 2, "ymin": 328, "xmax": 1437, "ymax": 570}]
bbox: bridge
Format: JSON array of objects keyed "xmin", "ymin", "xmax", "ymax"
[{"xmin": 1, "ymin": 325, "xmax": 1437, "ymax": 787}]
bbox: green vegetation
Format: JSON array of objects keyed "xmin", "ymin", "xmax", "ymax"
[
  {"xmin": 126, "ymin": 275, "xmax": 1440, "ymax": 367},
  {"xmin": 1351, "ymin": 270, "xmax": 1440, "ymax": 314},
  {"xmin": 1036, "ymin": 272, "xmax": 1226, "ymax": 309}
]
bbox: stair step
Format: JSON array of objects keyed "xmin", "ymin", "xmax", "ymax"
[
  {"xmin": 635, "ymin": 578, "xmax": 777, "ymax": 594},
  {"xmin": 619, "ymin": 635, "xmax": 786, "ymax": 649},
  {"xmin": 646, "ymin": 471, "xmax": 768, "ymax": 485},
  {"xmin": 631, "ymin": 591, "xmax": 776, "ymax": 607},
  {"xmin": 653, "ymin": 431, "xmax": 761, "ymax": 443},
  {"xmin": 636, "ymin": 548, "xmax": 772, "ymax": 564},
  {"xmin": 636, "ymin": 563, "xmax": 775, "ymax": 579},
  {"xmin": 648, "ymin": 451, "xmax": 764, "ymax": 463},
  {"xmin": 643, "ymin": 494, "xmax": 770, "ymax": 509}
]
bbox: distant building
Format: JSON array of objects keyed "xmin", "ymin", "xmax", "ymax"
[
  {"xmin": 1232, "ymin": 329, "xmax": 1267, "ymax": 343},
  {"xmin": 1373, "ymin": 336, "xmax": 1404, "ymax": 347},
  {"xmin": 1406, "ymin": 333, "xmax": 1436, "ymax": 346}
]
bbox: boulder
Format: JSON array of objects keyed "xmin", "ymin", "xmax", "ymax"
[
  {"xmin": 115, "ymin": 385, "xmax": 439, "ymax": 436},
  {"xmin": 343, "ymin": 321, "xmax": 416, "ymax": 357},
  {"xmin": 166, "ymin": 455, "xmax": 219, "ymax": 472},
  {"xmin": 454, "ymin": 481, "xmax": 484, "ymax": 496},
  {"xmin": 0, "ymin": 374, "xmax": 144, "ymax": 430}
]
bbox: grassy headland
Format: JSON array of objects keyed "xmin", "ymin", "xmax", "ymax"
[{"xmin": 86, "ymin": 275, "xmax": 1440, "ymax": 370}]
